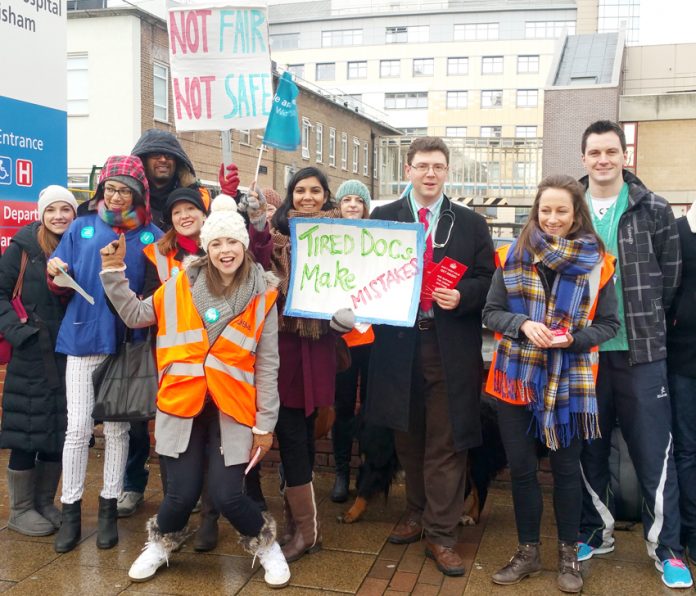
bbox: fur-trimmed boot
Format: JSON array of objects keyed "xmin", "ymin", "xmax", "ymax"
[
  {"xmin": 240, "ymin": 512, "xmax": 290, "ymax": 589},
  {"xmin": 128, "ymin": 516, "xmax": 190, "ymax": 582},
  {"xmin": 34, "ymin": 461, "xmax": 62, "ymax": 530},
  {"xmin": 281, "ymin": 482, "xmax": 322, "ymax": 563}
]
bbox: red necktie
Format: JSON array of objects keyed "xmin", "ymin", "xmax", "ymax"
[{"xmin": 419, "ymin": 207, "xmax": 433, "ymax": 311}]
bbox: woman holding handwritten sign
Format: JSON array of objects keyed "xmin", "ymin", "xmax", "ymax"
[
  {"xmin": 483, "ymin": 175, "xmax": 619, "ymax": 593},
  {"xmin": 250, "ymin": 167, "xmax": 355, "ymax": 563}
]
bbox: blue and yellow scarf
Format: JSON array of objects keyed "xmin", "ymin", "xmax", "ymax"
[{"xmin": 493, "ymin": 230, "xmax": 602, "ymax": 449}]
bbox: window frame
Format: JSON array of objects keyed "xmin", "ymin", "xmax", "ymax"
[
  {"xmin": 315, "ymin": 123, "xmax": 323, "ymax": 163},
  {"xmin": 329, "ymin": 128, "xmax": 336, "ymax": 167},
  {"xmin": 67, "ymin": 53, "xmax": 89, "ymax": 116}
]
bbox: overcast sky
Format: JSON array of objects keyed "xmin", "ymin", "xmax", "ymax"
[{"xmin": 639, "ymin": 0, "xmax": 696, "ymax": 45}]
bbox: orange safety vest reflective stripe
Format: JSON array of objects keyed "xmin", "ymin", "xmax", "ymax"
[
  {"xmin": 485, "ymin": 243, "xmax": 615, "ymax": 404},
  {"xmin": 143, "ymin": 244, "xmax": 183, "ymax": 284},
  {"xmin": 152, "ymin": 271, "xmax": 278, "ymax": 425},
  {"xmin": 343, "ymin": 325, "xmax": 375, "ymax": 348}
]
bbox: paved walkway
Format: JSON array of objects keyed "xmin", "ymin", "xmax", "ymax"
[{"xmin": 0, "ymin": 450, "xmax": 683, "ymax": 594}]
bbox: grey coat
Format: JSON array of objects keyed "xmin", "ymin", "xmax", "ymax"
[{"xmin": 100, "ymin": 263, "xmax": 279, "ymax": 466}]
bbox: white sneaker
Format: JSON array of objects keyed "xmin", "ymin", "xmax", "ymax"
[
  {"xmin": 257, "ymin": 541, "xmax": 291, "ymax": 588},
  {"xmin": 128, "ymin": 540, "xmax": 170, "ymax": 582}
]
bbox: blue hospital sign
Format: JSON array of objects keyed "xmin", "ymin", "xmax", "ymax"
[{"xmin": 0, "ymin": 0, "xmax": 67, "ymax": 248}]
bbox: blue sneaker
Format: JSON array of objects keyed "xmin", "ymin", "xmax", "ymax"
[
  {"xmin": 577, "ymin": 541, "xmax": 614, "ymax": 562},
  {"xmin": 656, "ymin": 559, "xmax": 693, "ymax": 589}
]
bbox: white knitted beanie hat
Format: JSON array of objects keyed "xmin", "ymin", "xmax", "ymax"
[{"xmin": 199, "ymin": 194, "xmax": 249, "ymax": 250}]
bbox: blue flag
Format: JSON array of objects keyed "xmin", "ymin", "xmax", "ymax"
[{"xmin": 263, "ymin": 72, "xmax": 301, "ymax": 151}]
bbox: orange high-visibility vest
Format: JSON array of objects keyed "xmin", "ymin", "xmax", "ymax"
[
  {"xmin": 152, "ymin": 271, "xmax": 278, "ymax": 425},
  {"xmin": 343, "ymin": 326, "xmax": 375, "ymax": 348},
  {"xmin": 485, "ymin": 243, "xmax": 615, "ymax": 405},
  {"xmin": 143, "ymin": 244, "xmax": 183, "ymax": 284}
]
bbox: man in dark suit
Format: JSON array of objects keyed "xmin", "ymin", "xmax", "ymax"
[{"xmin": 366, "ymin": 136, "xmax": 495, "ymax": 576}]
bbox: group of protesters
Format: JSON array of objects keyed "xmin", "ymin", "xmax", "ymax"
[{"xmin": 0, "ymin": 120, "xmax": 694, "ymax": 592}]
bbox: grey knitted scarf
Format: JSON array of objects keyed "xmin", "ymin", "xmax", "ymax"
[{"xmin": 190, "ymin": 263, "xmax": 266, "ymax": 345}]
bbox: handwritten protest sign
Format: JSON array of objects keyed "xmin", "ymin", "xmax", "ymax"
[
  {"xmin": 166, "ymin": 0, "xmax": 272, "ymax": 131},
  {"xmin": 285, "ymin": 219, "xmax": 425, "ymax": 327}
]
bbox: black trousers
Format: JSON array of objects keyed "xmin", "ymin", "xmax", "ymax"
[
  {"xmin": 275, "ymin": 406, "xmax": 316, "ymax": 487},
  {"xmin": 9, "ymin": 449, "xmax": 61, "ymax": 471},
  {"xmin": 157, "ymin": 401, "xmax": 263, "ymax": 537},
  {"xmin": 580, "ymin": 351, "xmax": 683, "ymax": 561},
  {"xmin": 333, "ymin": 344, "xmax": 371, "ymax": 474},
  {"xmin": 496, "ymin": 399, "xmax": 582, "ymax": 543}
]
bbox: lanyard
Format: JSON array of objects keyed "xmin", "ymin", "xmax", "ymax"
[{"xmin": 408, "ymin": 191, "xmax": 443, "ymax": 243}]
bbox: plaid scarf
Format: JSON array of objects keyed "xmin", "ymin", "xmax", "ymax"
[{"xmin": 493, "ymin": 230, "xmax": 602, "ymax": 449}]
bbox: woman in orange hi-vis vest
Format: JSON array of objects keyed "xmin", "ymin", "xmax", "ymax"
[
  {"xmin": 98, "ymin": 195, "xmax": 291, "ymax": 589},
  {"xmin": 330, "ymin": 180, "xmax": 375, "ymax": 503},
  {"xmin": 482, "ymin": 175, "xmax": 619, "ymax": 594}
]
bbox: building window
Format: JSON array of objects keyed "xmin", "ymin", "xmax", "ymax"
[
  {"xmin": 380, "ymin": 59, "xmax": 400, "ymax": 78},
  {"xmin": 446, "ymin": 127, "xmax": 467, "ymax": 137},
  {"xmin": 623, "ymin": 121, "xmax": 637, "ymax": 169},
  {"xmin": 341, "ymin": 132, "xmax": 348, "ymax": 170},
  {"xmin": 270, "ymin": 33, "xmax": 299, "ymax": 49},
  {"xmin": 386, "ymin": 25, "xmax": 429, "ymax": 44},
  {"xmin": 322, "ymin": 29, "xmax": 362, "ymax": 47},
  {"xmin": 363, "ymin": 143, "xmax": 369, "ymax": 177},
  {"xmin": 481, "ymin": 90, "xmax": 503, "ymax": 108},
  {"xmin": 513, "ymin": 162, "xmax": 537, "ymax": 183},
  {"xmin": 400, "ymin": 127, "xmax": 427, "ymax": 136},
  {"xmin": 329, "ymin": 128, "xmax": 336, "ymax": 167},
  {"xmin": 485, "ymin": 162, "xmax": 501, "ymax": 182},
  {"xmin": 515, "ymin": 126, "xmax": 537, "ymax": 138},
  {"xmin": 67, "ymin": 53, "xmax": 88, "ymax": 116},
  {"xmin": 239, "ymin": 129, "xmax": 251, "ymax": 145},
  {"xmin": 316, "ymin": 62, "xmax": 335, "ymax": 81},
  {"xmin": 481, "ymin": 56, "xmax": 503, "ymax": 75},
  {"xmin": 287, "ymin": 64, "xmax": 305, "ymax": 79},
  {"xmin": 525, "ymin": 21, "xmax": 575, "ymax": 38},
  {"xmin": 347, "ymin": 61, "xmax": 367, "ymax": 79},
  {"xmin": 153, "ymin": 62, "xmax": 168, "ymax": 122},
  {"xmin": 413, "ymin": 58, "xmax": 434, "ymax": 77},
  {"xmin": 301, "ymin": 118, "xmax": 311, "ymax": 159},
  {"xmin": 598, "ymin": 0, "xmax": 640, "ymax": 44},
  {"xmin": 480, "ymin": 126, "xmax": 502, "ymax": 138},
  {"xmin": 516, "ymin": 89, "xmax": 538, "ymax": 108},
  {"xmin": 454, "ymin": 22, "xmax": 499, "ymax": 41},
  {"xmin": 517, "ymin": 55, "xmax": 539, "ymax": 74},
  {"xmin": 316, "ymin": 123, "xmax": 323, "ymax": 163},
  {"xmin": 447, "ymin": 57, "xmax": 468, "ymax": 76},
  {"xmin": 384, "ymin": 92, "xmax": 428, "ymax": 109},
  {"xmin": 352, "ymin": 138, "xmax": 360, "ymax": 173},
  {"xmin": 373, "ymin": 146, "xmax": 378, "ymax": 179},
  {"xmin": 446, "ymin": 91, "xmax": 468, "ymax": 109}
]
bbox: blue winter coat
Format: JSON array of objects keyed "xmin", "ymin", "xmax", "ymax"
[{"xmin": 51, "ymin": 214, "xmax": 162, "ymax": 356}]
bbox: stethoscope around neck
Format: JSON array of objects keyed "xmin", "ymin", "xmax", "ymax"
[{"xmin": 409, "ymin": 203, "xmax": 456, "ymax": 249}]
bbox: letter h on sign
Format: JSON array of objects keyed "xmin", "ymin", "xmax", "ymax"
[{"xmin": 16, "ymin": 159, "xmax": 33, "ymax": 187}]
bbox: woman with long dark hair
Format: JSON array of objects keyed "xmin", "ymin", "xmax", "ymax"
[
  {"xmin": 483, "ymin": 175, "xmax": 619, "ymax": 593},
  {"xmin": 0, "ymin": 186, "xmax": 77, "ymax": 536}
]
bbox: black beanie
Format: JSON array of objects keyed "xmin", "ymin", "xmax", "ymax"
[{"xmin": 164, "ymin": 188, "xmax": 208, "ymax": 224}]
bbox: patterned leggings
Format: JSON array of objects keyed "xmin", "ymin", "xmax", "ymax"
[{"xmin": 61, "ymin": 354, "xmax": 130, "ymax": 504}]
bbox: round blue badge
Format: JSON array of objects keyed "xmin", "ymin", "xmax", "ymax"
[
  {"xmin": 140, "ymin": 231, "xmax": 155, "ymax": 245},
  {"xmin": 170, "ymin": 266, "xmax": 180, "ymax": 277},
  {"xmin": 204, "ymin": 308, "xmax": 220, "ymax": 323},
  {"xmin": 80, "ymin": 226, "xmax": 95, "ymax": 239}
]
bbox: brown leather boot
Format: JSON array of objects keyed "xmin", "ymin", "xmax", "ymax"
[
  {"xmin": 492, "ymin": 543, "xmax": 542, "ymax": 585},
  {"xmin": 280, "ymin": 482, "xmax": 321, "ymax": 563},
  {"xmin": 558, "ymin": 541, "xmax": 583, "ymax": 593},
  {"xmin": 194, "ymin": 486, "xmax": 219, "ymax": 552},
  {"xmin": 278, "ymin": 493, "xmax": 295, "ymax": 547}
]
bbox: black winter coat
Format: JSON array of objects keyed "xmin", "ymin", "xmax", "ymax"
[
  {"xmin": 365, "ymin": 197, "xmax": 495, "ymax": 451},
  {"xmin": 0, "ymin": 222, "xmax": 68, "ymax": 453}
]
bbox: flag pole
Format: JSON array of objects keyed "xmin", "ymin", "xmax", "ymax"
[{"xmin": 253, "ymin": 144, "xmax": 265, "ymax": 185}]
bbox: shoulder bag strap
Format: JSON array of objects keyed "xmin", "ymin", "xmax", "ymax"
[{"xmin": 12, "ymin": 251, "xmax": 29, "ymax": 300}]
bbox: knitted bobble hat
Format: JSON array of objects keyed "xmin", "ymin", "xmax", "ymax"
[
  {"xmin": 199, "ymin": 194, "xmax": 249, "ymax": 251},
  {"xmin": 336, "ymin": 179, "xmax": 371, "ymax": 211},
  {"xmin": 38, "ymin": 185, "xmax": 78, "ymax": 221}
]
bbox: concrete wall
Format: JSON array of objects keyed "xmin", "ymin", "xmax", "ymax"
[
  {"xmin": 575, "ymin": 0, "xmax": 599, "ymax": 35},
  {"xmin": 542, "ymin": 86, "xmax": 620, "ymax": 178},
  {"xmin": 623, "ymin": 43, "xmax": 696, "ymax": 95}
]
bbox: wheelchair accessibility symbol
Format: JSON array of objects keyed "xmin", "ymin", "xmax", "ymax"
[{"xmin": 0, "ymin": 156, "xmax": 12, "ymax": 185}]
